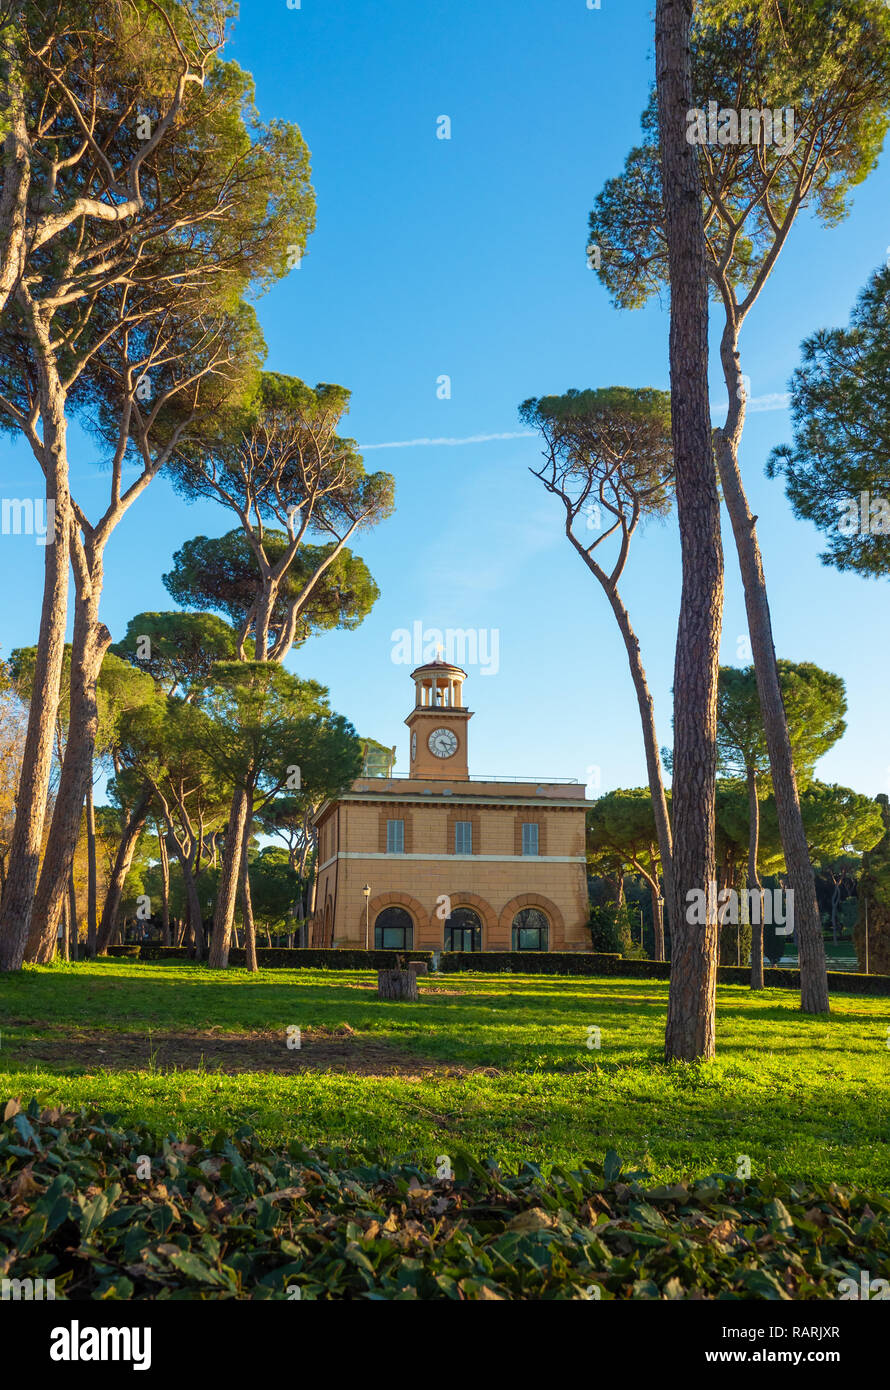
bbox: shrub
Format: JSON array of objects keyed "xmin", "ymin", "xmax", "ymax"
[{"xmin": 587, "ymin": 903, "xmax": 636, "ymax": 956}]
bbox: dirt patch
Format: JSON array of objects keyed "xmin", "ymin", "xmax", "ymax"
[{"xmin": 10, "ymin": 1024, "xmax": 500, "ymax": 1079}]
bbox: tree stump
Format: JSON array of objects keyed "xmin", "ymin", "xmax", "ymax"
[{"xmin": 377, "ymin": 969, "xmax": 419, "ymax": 1001}]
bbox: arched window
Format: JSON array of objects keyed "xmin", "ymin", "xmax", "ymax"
[
  {"xmin": 445, "ymin": 907, "xmax": 482, "ymax": 952},
  {"xmin": 374, "ymin": 906, "xmax": 414, "ymax": 950},
  {"xmin": 512, "ymin": 907, "xmax": 549, "ymax": 952}
]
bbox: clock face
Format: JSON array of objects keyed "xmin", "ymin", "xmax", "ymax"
[
  {"xmin": 428, "ymin": 727, "xmax": 458, "ymax": 759},
  {"xmin": 411, "ymin": 731, "xmax": 417, "ymax": 761}
]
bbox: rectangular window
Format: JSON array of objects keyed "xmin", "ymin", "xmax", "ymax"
[
  {"xmin": 386, "ymin": 819, "xmax": 405, "ymax": 854},
  {"xmin": 454, "ymin": 821, "xmax": 473, "ymax": 854},
  {"xmin": 521, "ymin": 822, "xmax": 539, "ymax": 856}
]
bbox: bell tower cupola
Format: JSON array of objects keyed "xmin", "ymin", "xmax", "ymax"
[{"xmin": 405, "ymin": 659, "xmax": 473, "ymax": 780}]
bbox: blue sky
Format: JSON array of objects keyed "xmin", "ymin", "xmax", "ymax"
[{"xmin": 2, "ymin": 0, "xmax": 889, "ymax": 800}]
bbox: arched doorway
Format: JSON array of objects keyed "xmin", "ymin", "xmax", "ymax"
[
  {"xmin": 445, "ymin": 906, "xmax": 482, "ymax": 952},
  {"xmin": 374, "ymin": 905, "xmax": 414, "ymax": 950},
  {"xmin": 512, "ymin": 907, "xmax": 549, "ymax": 951}
]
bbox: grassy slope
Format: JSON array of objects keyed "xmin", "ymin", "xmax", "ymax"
[{"xmin": 1, "ymin": 960, "xmax": 888, "ymax": 1185}]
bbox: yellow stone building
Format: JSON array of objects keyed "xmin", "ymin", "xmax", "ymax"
[{"xmin": 311, "ymin": 660, "xmax": 591, "ymax": 954}]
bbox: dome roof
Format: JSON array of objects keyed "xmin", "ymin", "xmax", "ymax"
[{"xmin": 410, "ymin": 660, "xmax": 468, "ymax": 678}]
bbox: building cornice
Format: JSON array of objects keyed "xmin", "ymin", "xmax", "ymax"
[
  {"xmin": 313, "ymin": 792, "xmax": 590, "ymax": 826},
  {"xmin": 316, "ymin": 850, "xmax": 587, "ymax": 873}
]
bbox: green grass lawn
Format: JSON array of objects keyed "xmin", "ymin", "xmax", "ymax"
[{"xmin": 1, "ymin": 959, "xmax": 888, "ymax": 1186}]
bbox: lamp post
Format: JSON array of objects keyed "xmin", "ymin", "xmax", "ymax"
[{"xmin": 363, "ymin": 884, "xmax": 371, "ymax": 950}]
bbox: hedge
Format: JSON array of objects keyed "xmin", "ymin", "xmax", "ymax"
[
  {"xmin": 105, "ymin": 945, "xmax": 435, "ymax": 971},
  {"xmin": 439, "ymin": 951, "xmax": 624, "ymax": 975},
  {"xmin": 96, "ymin": 944, "xmax": 890, "ymax": 995},
  {"xmin": 717, "ymin": 965, "xmax": 890, "ymax": 997},
  {"xmin": 226, "ymin": 947, "xmax": 436, "ymax": 971},
  {"xmin": 3, "ymin": 1100, "xmax": 889, "ymax": 1300},
  {"xmin": 438, "ymin": 952, "xmax": 890, "ymax": 994}
]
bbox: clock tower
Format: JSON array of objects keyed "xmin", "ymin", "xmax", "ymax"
[{"xmin": 405, "ymin": 660, "xmax": 473, "ymax": 780}]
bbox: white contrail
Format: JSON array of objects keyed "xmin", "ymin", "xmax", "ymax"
[
  {"xmin": 362, "ymin": 394, "xmax": 790, "ymax": 452},
  {"xmin": 711, "ymin": 391, "xmax": 791, "ymax": 415},
  {"xmin": 359, "ymin": 430, "xmax": 536, "ymax": 450}
]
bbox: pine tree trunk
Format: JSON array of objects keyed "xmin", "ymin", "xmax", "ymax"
[
  {"xmin": 86, "ymin": 780, "xmax": 98, "ymax": 957},
  {"xmin": 0, "ymin": 316, "xmax": 71, "ymax": 971},
  {"xmin": 649, "ymin": 848, "xmax": 666, "ymax": 961},
  {"xmin": 97, "ymin": 790, "xmax": 152, "ymax": 953},
  {"xmin": 158, "ymin": 826, "xmax": 171, "ymax": 946},
  {"xmin": 177, "ymin": 852, "xmax": 204, "ymax": 960},
  {"xmin": 715, "ymin": 333, "xmax": 828, "ymax": 1014},
  {"xmin": 608, "ymin": 592, "xmax": 674, "ymax": 906},
  {"xmin": 0, "ymin": 30, "xmax": 29, "ymax": 316},
  {"xmin": 239, "ymin": 807, "xmax": 258, "ymax": 974},
  {"xmin": 208, "ymin": 784, "xmax": 250, "ymax": 968},
  {"xmin": 60, "ymin": 889, "xmax": 69, "ymax": 962},
  {"xmin": 27, "ymin": 586, "xmax": 110, "ymax": 963},
  {"xmin": 67, "ymin": 872, "xmax": 78, "ymax": 961},
  {"xmin": 656, "ymin": 0, "xmax": 724, "ymax": 1062},
  {"xmin": 747, "ymin": 765, "xmax": 765, "ymax": 989}
]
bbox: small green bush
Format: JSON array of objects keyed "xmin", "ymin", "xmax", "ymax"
[{"xmin": 588, "ymin": 903, "xmax": 636, "ymax": 956}]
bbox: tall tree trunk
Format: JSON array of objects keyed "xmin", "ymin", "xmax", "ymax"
[
  {"xmin": 656, "ymin": 0, "xmax": 724, "ymax": 1062},
  {"xmin": 176, "ymin": 852, "xmax": 204, "ymax": 961},
  {"xmin": 306, "ymin": 837, "xmax": 318, "ymax": 920},
  {"xmin": 254, "ymin": 582, "xmax": 277, "ymax": 661},
  {"xmin": 85, "ymin": 780, "xmax": 98, "ymax": 957},
  {"xmin": 0, "ymin": 23, "xmax": 30, "ymax": 315},
  {"xmin": 747, "ymin": 765, "xmax": 765, "ymax": 990},
  {"xmin": 208, "ymin": 785, "xmax": 250, "ymax": 968},
  {"xmin": 239, "ymin": 803, "xmax": 258, "ymax": 973},
  {"xmin": 67, "ymin": 871, "xmax": 78, "ymax": 961},
  {"xmin": 830, "ymin": 877, "xmax": 840, "ymax": 944},
  {"xmin": 59, "ymin": 888, "xmax": 69, "ymax": 962},
  {"xmin": 607, "ymin": 592, "xmax": 674, "ymax": 906},
  {"xmin": 715, "ymin": 329, "xmax": 828, "ymax": 1014},
  {"xmin": 158, "ymin": 826, "xmax": 171, "ymax": 946},
  {"xmin": 97, "ymin": 790, "xmax": 153, "ymax": 953},
  {"xmin": 648, "ymin": 845, "xmax": 666, "ymax": 962},
  {"xmin": 27, "ymin": 584, "xmax": 110, "ymax": 962},
  {"xmin": 0, "ymin": 313, "xmax": 71, "ymax": 971}
]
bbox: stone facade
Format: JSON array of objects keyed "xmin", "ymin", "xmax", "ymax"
[{"xmin": 311, "ymin": 660, "xmax": 591, "ymax": 953}]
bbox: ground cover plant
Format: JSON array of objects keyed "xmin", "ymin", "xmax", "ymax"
[
  {"xmin": 2, "ymin": 1101, "xmax": 888, "ymax": 1300},
  {"xmin": 1, "ymin": 961, "xmax": 888, "ymax": 1187}
]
